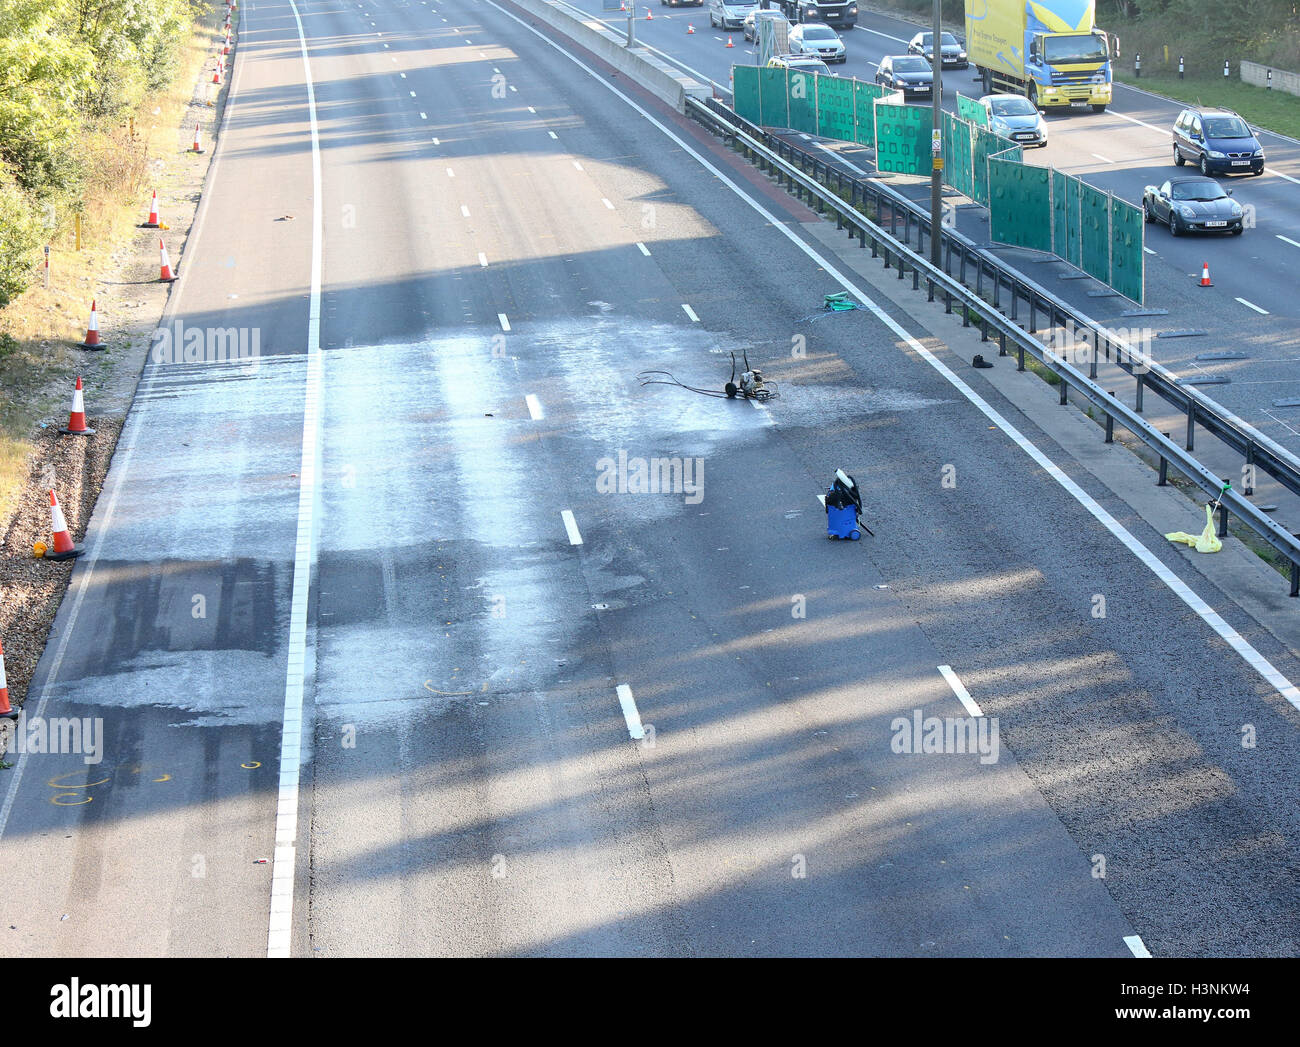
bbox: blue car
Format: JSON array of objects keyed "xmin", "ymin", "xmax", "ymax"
[{"xmin": 1173, "ymin": 107, "xmax": 1265, "ymax": 177}]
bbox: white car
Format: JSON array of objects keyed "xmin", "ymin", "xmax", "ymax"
[
  {"xmin": 709, "ymin": 0, "xmax": 758, "ymax": 30},
  {"xmin": 788, "ymin": 23, "xmax": 845, "ymax": 64},
  {"xmin": 980, "ymin": 93, "xmax": 1048, "ymax": 147}
]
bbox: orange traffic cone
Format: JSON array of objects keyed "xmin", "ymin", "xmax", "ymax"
[
  {"xmin": 77, "ymin": 300, "xmax": 106, "ymax": 351},
  {"xmin": 726, "ymin": 35, "xmax": 735, "ymax": 48},
  {"xmin": 212, "ymin": 60, "xmax": 222, "ymax": 86},
  {"xmin": 1199, "ymin": 261, "xmax": 1212, "ymax": 287},
  {"xmin": 46, "ymin": 489, "xmax": 83, "ymax": 561},
  {"xmin": 60, "ymin": 376, "xmax": 95, "ymax": 436},
  {"xmin": 687, "ymin": 23, "xmax": 694, "ymax": 33},
  {"xmin": 0, "ymin": 638, "xmax": 17, "ymax": 720},
  {"xmin": 190, "ymin": 122, "xmax": 204, "ymax": 153},
  {"xmin": 141, "ymin": 189, "xmax": 160, "ymax": 228},
  {"xmin": 159, "ymin": 238, "xmax": 178, "ymax": 283},
  {"xmin": 645, "ymin": 8, "xmax": 652, "ymax": 19}
]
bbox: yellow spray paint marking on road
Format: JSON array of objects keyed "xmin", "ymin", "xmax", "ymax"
[
  {"xmin": 51, "ymin": 794, "xmax": 94, "ymax": 806},
  {"xmin": 241, "ymin": 762, "xmax": 261, "ymax": 770}
]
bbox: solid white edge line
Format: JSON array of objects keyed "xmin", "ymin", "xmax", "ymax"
[
  {"xmin": 682, "ymin": 303, "xmax": 699, "ymax": 321},
  {"xmin": 461, "ymin": 204, "xmax": 471, "ymax": 217},
  {"xmin": 1277, "ymin": 234, "xmax": 1300, "ymax": 249},
  {"xmin": 937, "ymin": 665, "xmax": 984, "ymax": 718},
  {"xmin": 615, "ymin": 684, "xmax": 645, "ymax": 740},
  {"xmin": 482, "ymin": 0, "xmax": 1300, "ymax": 717},
  {"xmin": 498, "ymin": 312, "xmax": 511, "ymax": 331},
  {"xmin": 1235, "ymin": 297, "xmax": 1270, "ymax": 315},
  {"xmin": 1091, "ymin": 153, "xmax": 1114, "ymax": 164},
  {"xmin": 268, "ymin": 0, "xmax": 324, "ymax": 960},
  {"xmin": 1143, "ymin": 246, "xmax": 1156, "ymax": 255},
  {"xmin": 561, "ymin": 509, "xmax": 583, "ymax": 545},
  {"xmin": 525, "ymin": 393, "xmax": 544, "ymax": 419},
  {"xmin": 1124, "ymin": 934, "xmax": 1152, "ymax": 958},
  {"xmin": 478, "ymin": 251, "xmax": 488, "ymax": 267},
  {"xmin": 636, "ymin": 241, "xmax": 651, "ymax": 256},
  {"xmin": 601, "ymin": 197, "xmax": 615, "ymax": 210}
]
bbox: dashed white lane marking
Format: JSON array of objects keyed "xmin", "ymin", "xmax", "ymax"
[
  {"xmin": 853, "ymin": 25, "xmax": 908, "ymax": 43},
  {"xmin": 1091, "ymin": 153, "xmax": 1114, "ymax": 164},
  {"xmin": 938, "ymin": 665, "xmax": 984, "ymax": 718},
  {"xmin": 432, "ymin": 136, "xmax": 440, "ymax": 145},
  {"xmin": 400, "ymin": 72, "xmax": 406, "ymax": 78},
  {"xmin": 1143, "ymin": 246, "xmax": 1156, "ymax": 255},
  {"xmin": 636, "ymin": 242, "xmax": 651, "ymax": 256},
  {"xmin": 446, "ymin": 167, "xmax": 455, "ymax": 177},
  {"xmin": 525, "ymin": 393, "xmax": 544, "ymax": 420},
  {"xmin": 1124, "ymin": 935, "xmax": 1152, "ymax": 958},
  {"xmin": 1236, "ymin": 297, "xmax": 1269, "ymax": 315},
  {"xmin": 497, "ymin": 313, "xmax": 511, "ymax": 331},
  {"xmin": 419, "ymin": 112, "xmax": 427, "ymax": 119},
  {"xmin": 483, "ymin": 0, "xmax": 1300, "ymax": 717},
  {"xmin": 682, "ymin": 303, "xmax": 699, "ymax": 321},
  {"xmin": 528, "ymin": 106, "xmax": 536, "ymax": 113},
  {"xmin": 1278, "ymin": 235, "xmax": 1300, "ymax": 249},
  {"xmin": 615, "ymin": 684, "xmax": 646, "ymax": 740},
  {"xmin": 601, "ymin": 197, "xmax": 615, "ymax": 209},
  {"xmin": 461, "ymin": 204, "xmax": 471, "ymax": 217},
  {"xmin": 816, "ymin": 494, "xmax": 826, "ymax": 507},
  {"xmin": 478, "ymin": 252, "xmax": 488, "ymax": 267},
  {"xmin": 561, "ymin": 509, "xmax": 583, "ymax": 545},
  {"xmin": 548, "ymin": 131, "xmax": 558, "ymax": 139},
  {"xmin": 509, "ymin": 85, "xmax": 517, "ymax": 92},
  {"xmin": 573, "ymin": 160, "xmax": 584, "ymax": 170}
]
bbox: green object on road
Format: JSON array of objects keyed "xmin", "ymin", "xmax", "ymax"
[{"xmin": 824, "ymin": 292, "xmax": 855, "ymax": 311}]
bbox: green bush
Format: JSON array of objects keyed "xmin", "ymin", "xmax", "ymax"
[{"xmin": 0, "ymin": 169, "xmax": 43, "ymax": 309}]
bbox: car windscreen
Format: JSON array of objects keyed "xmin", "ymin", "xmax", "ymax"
[
  {"xmin": 894, "ymin": 57, "xmax": 930, "ymax": 73},
  {"xmin": 1171, "ymin": 182, "xmax": 1227, "ymax": 201},
  {"xmin": 1203, "ymin": 117, "xmax": 1251, "ymax": 138},
  {"xmin": 941, "ymin": 33, "xmax": 959, "ymax": 46},
  {"xmin": 802, "ymin": 27, "xmax": 836, "ymax": 40},
  {"xmin": 1043, "ymin": 34, "xmax": 1108, "ymax": 64},
  {"xmin": 991, "ymin": 97, "xmax": 1036, "ymax": 116}
]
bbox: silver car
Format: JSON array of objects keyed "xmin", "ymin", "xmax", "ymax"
[
  {"xmin": 980, "ymin": 93, "xmax": 1048, "ymax": 147},
  {"xmin": 709, "ymin": 0, "xmax": 759, "ymax": 30},
  {"xmin": 788, "ymin": 23, "xmax": 846, "ymax": 64}
]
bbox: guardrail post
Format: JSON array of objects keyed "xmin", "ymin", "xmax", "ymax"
[
  {"xmin": 993, "ymin": 272, "xmax": 1001, "ymax": 310},
  {"xmin": 959, "ymin": 247, "xmax": 967, "ymax": 284},
  {"xmin": 945, "ymin": 288, "xmax": 952, "ymax": 314},
  {"xmin": 976, "ymin": 257, "xmax": 984, "ymax": 298},
  {"xmin": 1010, "ymin": 282, "xmax": 1019, "ymax": 321},
  {"xmin": 1089, "ymin": 342, "xmax": 1099, "ymax": 380},
  {"xmin": 1028, "ymin": 298, "xmax": 1037, "ymax": 333},
  {"xmin": 980, "ymin": 316, "xmax": 988, "ymax": 341},
  {"xmin": 1217, "ymin": 504, "xmax": 1228, "ymax": 537},
  {"xmin": 898, "ymin": 254, "xmax": 905, "ymax": 280},
  {"xmin": 1059, "ymin": 377, "xmax": 1068, "ymax": 406},
  {"xmin": 999, "ymin": 330, "xmax": 1007, "ymax": 357},
  {"xmin": 928, "ymin": 277, "xmax": 936, "ymax": 303},
  {"xmin": 890, "ymin": 206, "xmax": 898, "ymax": 238},
  {"xmin": 871, "ymin": 235, "xmax": 878, "ymax": 258},
  {"xmin": 860, "ymin": 226, "xmax": 867, "ymax": 249},
  {"xmin": 1017, "ymin": 342, "xmax": 1025, "ymax": 371},
  {"xmin": 913, "ymin": 266, "xmax": 920, "ymax": 291},
  {"xmin": 1291, "ymin": 561, "xmax": 1299, "ymax": 598},
  {"xmin": 1135, "ymin": 372, "xmax": 1145, "ymax": 413},
  {"xmin": 1105, "ymin": 395, "xmax": 1115, "ymax": 443},
  {"xmin": 1186, "ymin": 402, "xmax": 1196, "ymax": 452},
  {"xmin": 963, "ymin": 301, "xmax": 971, "ymax": 327}
]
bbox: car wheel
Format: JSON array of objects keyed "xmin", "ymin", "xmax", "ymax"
[
  {"xmin": 1144, "ymin": 201, "xmax": 1155, "ymax": 224},
  {"xmin": 1173, "ymin": 145, "xmax": 1184, "ymax": 166},
  {"xmin": 1028, "ymin": 83, "xmax": 1038, "ymax": 108},
  {"xmin": 1200, "ymin": 156, "xmax": 1210, "ymax": 176},
  {"xmin": 1169, "ymin": 213, "xmax": 1181, "ymax": 237},
  {"xmin": 1254, "ymin": 168, "xmax": 1264, "ymax": 176},
  {"xmin": 1091, "ymin": 104, "xmax": 1106, "ymax": 113},
  {"xmin": 1231, "ymin": 226, "xmax": 1244, "ymax": 235}
]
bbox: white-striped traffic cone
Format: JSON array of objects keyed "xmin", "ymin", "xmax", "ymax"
[
  {"xmin": 46, "ymin": 489, "xmax": 83, "ymax": 561},
  {"xmin": 141, "ymin": 189, "xmax": 160, "ymax": 228},
  {"xmin": 0, "ymin": 638, "xmax": 17, "ymax": 720},
  {"xmin": 77, "ymin": 300, "xmax": 106, "ymax": 351},
  {"xmin": 159, "ymin": 238, "xmax": 177, "ymax": 283},
  {"xmin": 1199, "ymin": 261, "xmax": 1212, "ymax": 287},
  {"xmin": 60, "ymin": 376, "xmax": 95, "ymax": 436},
  {"xmin": 190, "ymin": 122, "xmax": 204, "ymax": 153}
]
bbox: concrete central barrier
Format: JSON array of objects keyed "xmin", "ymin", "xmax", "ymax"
[{"xmin": 509, "ymin": 0, "xmax": 711, "ymax": 111}]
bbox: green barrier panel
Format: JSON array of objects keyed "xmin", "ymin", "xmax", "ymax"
[
  {"xmin": 1051, "ymin": 170, "xmax": 1082, "ymax": 268},
  {"xmin": 787, "ymin": 70, "xmax": 819, "ymax": 134},
  {"xmin": 942, "ymin": 112, "xmax": 973, "ymax": 199},
  {"xmin": 853, "ymin": 80, "xmax": 885, "ymax": 147},
  {"xmin": 873, "ymin": 101, "xmax": 930, "ymax": 175},
  {"xmin": 956, "ymin": 93, "xmax": 987, "ymax": 127},
  {"xmin": 816, "ymin": 73, "xmax": 856, "ymax": 142},
  {"xmin": 1080, "ymin": 182, "xmax": 1111, "ymax": 285},
  {"xmin": 1110, "ymin": 198, "xmax": 1145, "ymax": 304},
  {"xmin": 970, "ymin": 127, "xmax": 1006, "ymax": 206},
  {"xmin": 989, "ymin": 158, "xmax": 1051, "ymax": 252},
  {"xmin": 758, "ymin": 67, "xmax": 789, "ymax": 127},
  {"xmin": 733, "ymin": 65, "xmax": 761, "ymax": 125}
]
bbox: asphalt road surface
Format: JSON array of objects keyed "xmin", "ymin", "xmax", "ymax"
[{"xmin": 3, "ymin": 0, "xmax": 1300, "ymax": 958}]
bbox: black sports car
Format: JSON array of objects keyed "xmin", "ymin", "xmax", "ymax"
[{"xmin": 1142, "ymin": 177, "xmax": 1245, "ymax": 236}]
